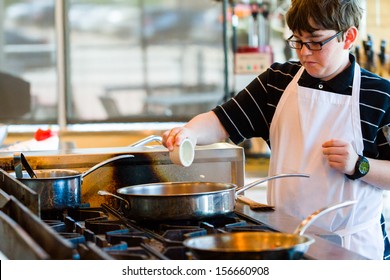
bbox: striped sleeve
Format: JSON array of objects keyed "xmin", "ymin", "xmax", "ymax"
[
  {"xmin": 213, "ymin": 61, "xmax": 300, "ymax": 145},
  {"xmin": 359, "ymin": 69, "xmax": 390, "ymax": 160}
]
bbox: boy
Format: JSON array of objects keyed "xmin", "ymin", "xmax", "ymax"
[{"xmin": 163, "ymin": 0, "xmax": 390, "ymax": 259}]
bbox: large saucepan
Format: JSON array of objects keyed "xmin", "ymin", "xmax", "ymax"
[
  {"xmin": 98, "ymin": 173, "xmax": 309, "ymax": 221},
  {"xmin": 11, "ymin": 154, "xmax": 134, "ymax": 210},
  {"xmin": 183, "ymin": 200, "xmax": 357, "ymax": 260},
  {"xmin": 9, "ymin": 135, "xmax": 163, "ymax": 210}
]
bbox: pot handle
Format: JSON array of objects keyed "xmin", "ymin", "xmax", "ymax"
[
  {"xmin": 235, "ymin": 173, "xmax": 310, "ymax": 197},
  {"xmin": 97, "ymin": 190, "xmax": 130, "ymax": 210},
  {"xmin": 128, "ymin": 135, "xmax": 162, "ymax": 147},
  {"xmin": 293, "ymin": 200, "xmax": 357, "ymax": 236},
  {"xmin": 82, "ymin": 154, "xmax": 134, "ymax": 178},
  {"xmin": 20, "ymin": 153, "xmax": 37, "ymax": 178}
]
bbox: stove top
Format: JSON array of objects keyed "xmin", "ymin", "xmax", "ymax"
[{"xmin": 0, "ymin": 167, "xmax": 368, "ymax": 260}]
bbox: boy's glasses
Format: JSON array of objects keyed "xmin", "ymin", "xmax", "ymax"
[{"xmin": 286, "ymin": 31, "xmax": 343, "ymax": 51}]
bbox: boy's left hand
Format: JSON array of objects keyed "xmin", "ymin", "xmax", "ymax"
[{"xmin": 322, "ymin": 139, "xmax": 358, "ymax": 175}]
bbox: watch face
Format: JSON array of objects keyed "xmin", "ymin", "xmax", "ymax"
[{"xmin": 359, "ymin": 160, "xmax": 369, "ymax": 174}]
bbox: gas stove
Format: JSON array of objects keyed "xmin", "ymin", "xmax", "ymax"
[
  {"xmin": 0, "ymin": 146, "xmax": 368, "ymax": 260},
  {"xmin": 0, "ymin": 182, "xmax": 367, "ymax": 260},
  {"xmin": 0, "ymin": 181, "xmax": 276, "ymax": 260}
]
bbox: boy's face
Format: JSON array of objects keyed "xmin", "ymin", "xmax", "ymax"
[{"xmin": 292, "ymin": 29, "xmax": 350, "ymax": 81}]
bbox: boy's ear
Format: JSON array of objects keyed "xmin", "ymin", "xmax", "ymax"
[{"xmin": 344, "ymin": 27, "xmax": 359, "ymax": 49}]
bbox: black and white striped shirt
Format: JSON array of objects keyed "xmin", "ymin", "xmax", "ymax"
[{"xmin": 213, "ymin": 54, "xmax": 390, "ymax": 160}]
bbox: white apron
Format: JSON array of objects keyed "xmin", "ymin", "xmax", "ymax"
[{"xmin": 268, "ymin": 64, "xmax": 384, "ymax": 259}]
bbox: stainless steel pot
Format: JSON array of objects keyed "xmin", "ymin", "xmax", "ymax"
[
  {"xmin": 9, "ymin": 135, "xmax": 162, "ymax": 211},
  {"xmin": 11, "ymin": 154, "xmax": 133, "ymax": 210},
  {"xmin": 183, "ymin": 200, "xmax": 357, "ymax": 260},
  {"xmin": 98, "ymin": 173, "xmax": 309, "ymax": 221}
]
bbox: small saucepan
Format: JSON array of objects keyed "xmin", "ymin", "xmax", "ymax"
[
  {"xmin": 98, "ymin": 173, "xmax": 309, "ymax": 221},
  {"xmin": 11, "ymin": 154, "xmax": 134, "ymax": 210},
  {"xmin": 183, "ymin": 200, "xmax": 357, "ymax": 260}
]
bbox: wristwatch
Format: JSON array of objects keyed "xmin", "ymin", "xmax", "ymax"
[{"xmin": 346, "ymin": 155, "xmax": 370, "ymax": 180}]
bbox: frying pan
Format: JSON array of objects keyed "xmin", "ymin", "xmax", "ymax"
[
  {"xmin": 183, "ymin": 200, "xmax": 357, "ymax": 259},
  {"xmin": 98, "ymin": 173, "xmax": 309, "ymax": 221}
]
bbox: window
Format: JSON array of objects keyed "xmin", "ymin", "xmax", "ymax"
[
  {"xmin": 1, "ymin": 0, "xmax": 57, "ymax": 123},
  {"xmin": 0, "ymin": 0, "xmax": 224, "ymax": 125}
]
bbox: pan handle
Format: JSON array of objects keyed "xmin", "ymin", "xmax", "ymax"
[
  {"xmin": 235, "ymin": 173, "xmax": 310, "ymax": 197},
  {"xmin": 82, "ymin": 154, "xmax": 134, "ymax": 178},
  {"xmin": 97, "ymin": 190, "xmax": 131, "ymax": 210},
  {"xmin": 293, "ymin": 200, "xmax": 357, "ymax": 236}
]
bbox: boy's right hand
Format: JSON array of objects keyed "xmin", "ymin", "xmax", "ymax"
[{"xmin": 162, "ymin": 127, "xmax": 196, "ymax": 152}]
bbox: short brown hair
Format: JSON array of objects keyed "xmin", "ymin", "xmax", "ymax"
[{"xmin": 286, "ymin": 0, "xmax": 363, "ymax": 34}]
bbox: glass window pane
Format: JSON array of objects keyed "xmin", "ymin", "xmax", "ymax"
[
  {"xmin": 67, "ymin": 0, "xmax": 224, "ymax": 122},
  {"xmin": 0, "ymin": 0, "xmax": 57, "ymax": 124}
]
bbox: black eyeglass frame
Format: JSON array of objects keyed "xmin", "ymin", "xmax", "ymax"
[{"xmin": 286, "ymin": 31, "xmax": 343, "ymax": 51}]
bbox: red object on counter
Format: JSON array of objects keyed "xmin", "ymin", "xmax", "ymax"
[{"xmin": 34, "ymin": 128, "xmax": 55, "ymax": 141}]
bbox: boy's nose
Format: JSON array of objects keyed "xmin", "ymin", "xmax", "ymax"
[{"xmin": 299, "ymin": 44, "xmax": 313, "ymax": 55}]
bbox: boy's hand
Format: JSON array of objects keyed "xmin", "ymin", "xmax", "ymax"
[
  {"xmin": 162, "ymin": 127, "xmax": 196, "ymax": 152},
  {"xmin": 322, "ymin": 139, "xmax": 358, "ymax": 175}
]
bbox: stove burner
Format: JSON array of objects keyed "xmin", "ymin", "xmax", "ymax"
[
  {"xmin": 228, "ymin": 224, "xmax": 275, "ymax": 232},
  {"xmin": 162, "ymin": 227, "xmax": 207, "ymax": 241},
  {"xmin": 106, "ymin": 229, "xmax": 149, "ymax": 246}
]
